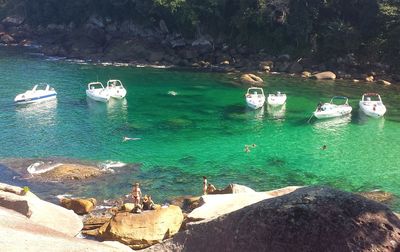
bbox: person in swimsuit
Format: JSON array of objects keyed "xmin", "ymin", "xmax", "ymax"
[
  {"xmin": 131, "ymin": 182, "xmax": 142, "ymax": 206},
  {"xmin": 203, "ymin": 176, "xmax": 207, "ymax": 195}
]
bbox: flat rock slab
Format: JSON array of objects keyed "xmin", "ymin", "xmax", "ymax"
[{"xmin": 188, "ymin": 186, "xmax": 300, "ymax": 221}]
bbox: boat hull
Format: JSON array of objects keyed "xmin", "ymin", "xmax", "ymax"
[
  {"xmin": 14, "ymin": 92, "xmax": 57, "ymax": 105},
  {"xmin": 314, "ymin": 106, "xmax": 352, "ymax": 119},
  {"xmin": 267, "ymin": 95, "xmax": 286, "ymax": 106},
  {"xmin": 86, "ymin": 90, "xmax": 110, "ymax": 102},
  {"xmin": 109, "ymin": 88, "xmax": 127, "ymax": 99},
  {"xmin": 359, "ymin": 102, "xmax": 386, "ymax": 118}
]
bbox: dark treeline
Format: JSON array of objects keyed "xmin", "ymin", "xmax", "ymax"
[{"xmin": 2, "ymin": 0, "xmax": 400, "ymax": 69}]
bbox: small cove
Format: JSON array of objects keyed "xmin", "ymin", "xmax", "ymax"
[{"xmin": 0, "ymin": 47, "xmax": 400, "ymax": 210}]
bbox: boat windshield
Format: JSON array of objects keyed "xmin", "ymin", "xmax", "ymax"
[
  {"xmin": 89, "ymin": 82, "xmax": 104, "ymax": 89},
  {"xmin": 363, "ymin": 95, "xmax": 381, "ymax": 102},
  {"xmin": 248, "ymin": 88, "xmax": 263, "ymax": 95},
  {"xmin": 330, "ymin": 96, "xmax": 348, "ymax": 105},
  {"xmin": 107, "ymin": 80, "xmax": 122, "ymax": 87}
]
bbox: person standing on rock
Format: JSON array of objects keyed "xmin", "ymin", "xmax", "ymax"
[
  {"xmin": 131, "ymin": 182, "xmax": 142, "ymax": 207},
  {"xmin": 203, "ymin": 176, "xmax": 208, "ymax": 195}
]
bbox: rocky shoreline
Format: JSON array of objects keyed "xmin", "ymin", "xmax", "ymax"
[
  {"xmin": 1, "ymin": 181, "xmax": 400, "ymax": 251},
  {"xmin": 0, "ymin": 15, "xmax": 399, "ymax": 87}
]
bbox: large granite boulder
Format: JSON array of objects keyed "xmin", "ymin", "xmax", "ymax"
[
  {"xmin": 0, "ymin": 183, "xmax": 82, "ymax": 236},
  {"xmin": 311, "ymin": 71, "xmax": 336, "ymax": 80},
  {"xmin": 0, "ymin": 206, "xmax": 131, "ymax": 252},
  {"xmin": 0, "ymin": 34, "xmax": 15, "ymax": 44},
  {"xmin": 60, "ymin": 198, "xmax": 97, "ymax": 215},
  {"xmin": 188, "ymin": 186, "xmax": 300, "ymax": 221},
  {"xmin": 145, "ymin": 187, "xmax": 400, "ymax": 252},
  {"xmin": 2, "ymin": 16, "xmax": 25, "ymax": 26},
  {"xmin": 99, "ymin": 205, "xmax": 184, "ymax": 249}
]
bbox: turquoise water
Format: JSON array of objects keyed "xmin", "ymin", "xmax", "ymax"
[{"xmin": 1, "ymin": 47, "xmax": 400, "ymax": 209}]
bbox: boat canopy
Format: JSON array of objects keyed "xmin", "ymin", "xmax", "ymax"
[
  {"xmin": 331, "ymin": 96, "xmax": 348, "ymax": 100},
  {"xmin": 363, "ymin": 93, "xmax": 379, "ymax": 96}
]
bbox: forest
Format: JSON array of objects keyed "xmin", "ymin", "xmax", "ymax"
[{"xmin": 1, "ymin": 0, "xmax": 400, "ymax": 69}]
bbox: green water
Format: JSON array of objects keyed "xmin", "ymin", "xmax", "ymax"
[{"xmin": 1, "ymin": 47, "xmax": 400, "ymax": 209}]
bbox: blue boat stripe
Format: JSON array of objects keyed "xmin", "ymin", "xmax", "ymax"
[{"xmin": 15, "ymin": 93, "xmax": 57, "ymax": 103}]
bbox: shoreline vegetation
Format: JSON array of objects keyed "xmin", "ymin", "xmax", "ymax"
[{"xmin": 1, "ymin": 1, "xmax": 400, "ymax": 87}]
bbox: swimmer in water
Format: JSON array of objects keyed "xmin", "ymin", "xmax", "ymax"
[
  {"xmin": 123, "ymin": 136, "xmax": 141, "ymax": 142},
  {"xmin": 321, "ymin": 145, "xmax": 327, "ymax": 150},
  {"xmin": 244, "ymin": 145, "xmax": 251, "ymax": 153}
]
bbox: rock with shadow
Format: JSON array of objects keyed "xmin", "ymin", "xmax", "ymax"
[{"xmin": 143, "ymin": 186, "xmax": 400, "ymax": 252}]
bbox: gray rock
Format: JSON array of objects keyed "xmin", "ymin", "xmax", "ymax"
[
  {"xmin": 168, "ymin": 35, "xmax": 186, "ymax": 48},
  {"xmin": 191, "ymin": 36, "xmax": 213, "ymax": 54},
  {"xmin": 88, "ymin": 16, "xmax": 105, "ymax": 28},
  {"xmin": 0, "ymin": 34, "xmax": 15, "ymax": 43},
  {"xmin": 148, "ymin": 51, "xmax": 165, "ymax": 62},
  {"xmin": 288, "ymin": 61, "xmax": 303, "ymax": 73},
  {"xmin": 275, "ymin": 61, "xmax": 290, "ymax": 72},
  {"xmin": 159, "ymin": 19, "xmax": 169, "ymax": 34},
  {"xmin": 144, "ymin": 186, "xmax": 400, "ymax": 252},
  {"xmin": 2, "ymin": 16, "xmax": 25, "ymax": 26}
]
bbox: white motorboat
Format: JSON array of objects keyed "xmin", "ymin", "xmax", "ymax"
[
  {"xmin": 86, "ymin": 82, "xmax": 110, "ymax": 102},
  {"xmin": 14, "ymin": 84, "xmax": 57, "ymax": 104},
  {"xmin": 359, "ymin": 93, "xmax": 386, "ymax": 118},
  {"xmin": 267, "ymin": 91, "xmax": 287, "ymax": 106},
  {"xmin": 106, "ymin": 79, "xmax": 127, "ymax": 99},
  {"xmin": 313, "ymin": 96, "xmax": 352, "ymax": 119},
  {"xmin": 245, "ymin": 87, "xmax": 265, "ymax": 109}
]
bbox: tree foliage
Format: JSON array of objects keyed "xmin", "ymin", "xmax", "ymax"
[{"xmin": 1, "ymin": 0, "xmax": 400, "ymax": 67}]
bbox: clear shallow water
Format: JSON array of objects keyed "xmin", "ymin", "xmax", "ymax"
[{"xmin": 1, "ymin": 47, "xmax": 400, "ymax": 209}]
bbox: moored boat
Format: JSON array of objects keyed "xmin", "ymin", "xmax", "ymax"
[
  {"xmin": 245, "ymin": 87, "xmax": 266, "ymax": 109},
  {"xmin": 86, "ymin": 82, "xmax": 110, "ymax": 102},
  {"xmin": 267, "ymin": 91, "xmax": 287, "ymax": 106},
  {"xmin": 359, "ymin": 93, "xmax": 386, "ymax": 118},
  {"xmin": 313, "ymin": 96, "xmax": 352, "ymax": 119},
  {"xmin": 14, "ymin": 84, "xmax": 57, "ymax": 105},
  {"xmin": 106, "ymin": 79, "xmax": 127, "ymax": 99}
]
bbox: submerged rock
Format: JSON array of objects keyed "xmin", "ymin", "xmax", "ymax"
[
  {"xmin": 98, "ymin": 205, "xmax": 184, "ymax": 249},
  {"xmin": 37, "ymin": 163, "xmax": 104, "ymax": 181},
  {"xmin": 145, "ymin": 186, "xmax": 400, "ymax": 252},
  {"xmin": 358, "ymin": 190, "xmax": 394, "ymax": 204}
]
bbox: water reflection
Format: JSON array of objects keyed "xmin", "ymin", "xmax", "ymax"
[
  {"xmin": 356, "ymin": 110, "xmax": 385, "ymax": 130},
  {"xmin": 312, "ymin": 114, "xmax": 351, "ymax": 131},
  {"xmin": 267, "ymin": 104, "xmax": 286, "ymax": 120},
  {"xmin": 15, "ymin": 100, "xmax": 58, "ymax": 127},
  {"xmin": 107, "ymin": 98, "xmax": 128, "ymax": 116}
]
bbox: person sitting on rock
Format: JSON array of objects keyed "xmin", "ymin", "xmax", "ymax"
[
  {"xmin": 206, "ymin": 183, "xmax": 217, "ymax": 194},
  {"xmin": 142, "ymin": 195, "xmax": 156, "ymax": 210}
]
